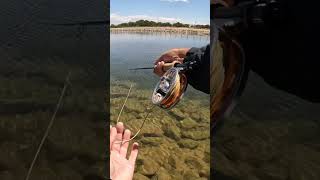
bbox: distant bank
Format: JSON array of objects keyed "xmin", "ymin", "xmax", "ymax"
[{"xmin": 110, "ymin": 27, "xmax": 209, "ymax": 36}]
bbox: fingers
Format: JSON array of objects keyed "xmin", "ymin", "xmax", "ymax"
[
  {"xmin": 119, "ymin": 129, "xmax": 131, "ymax": 157},
  {"xmin": 111, "ymin": 122, "xmax": 124, "ymax": 152},
  {"xmin": 154, "ymin": 49, "xmax": 177, "ymax": 65},
  {"xmin": 110, "ymin": 126, "xmax": 117, "ymax": 149},
  {"xmin": 156, "ymin": 55, "xmax": 176, "ymax": 64},
  {"xmin": 129, "ymin": 142, "xmax": 139, "ymax": 166},
  {"xmin": 153, "ymin": 61, "xmax": 165, "ymax": 76}
]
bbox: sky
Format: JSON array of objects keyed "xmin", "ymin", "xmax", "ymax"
[{"xmin": 110, "ymin": 0, "xmax": 210, "ymax": 25}]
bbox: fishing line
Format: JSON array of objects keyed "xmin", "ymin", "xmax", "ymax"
[
  {"xmin": 25, "ymin": 71, "xmax": 71, "ymax": 180},
  {"xmin": 113, "ymin": 68, "xmax": 187, "ymax": 145},
  {"xmin": 112, "ymin": 83, "xmax": 156, "ymax": 145},
  {"xmin": 113, "ymin": 106, "xmax": 155, "ymax": 145},
  {"xmin": 116, "ymin": 84, "xmax": 133, "ymax": 124}
]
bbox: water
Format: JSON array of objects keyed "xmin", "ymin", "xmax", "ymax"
[
  {"xmin": 110, "ymin": 33, "xmax": 209, "ymax": 89},
  {"xmin": 110, "ymin": 32, "xmax": 211, "ymax": 179}
]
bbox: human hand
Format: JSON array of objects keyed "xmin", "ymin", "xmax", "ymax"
[
  {"xmin": 153, "ymin": 48, "xmax": 190, "ymax": 76},
  {"xmin": 110, "ymin": 122, "xmax": 139, "ymax": 180}
]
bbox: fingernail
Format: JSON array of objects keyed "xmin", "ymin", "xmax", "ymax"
[
  {"xmin": 117, "ymin": 122, "xmax": 123, "ymax": 126},
  {"xmin": 125, "ymin": 129, "xmax": 131, "ymax": 134}
]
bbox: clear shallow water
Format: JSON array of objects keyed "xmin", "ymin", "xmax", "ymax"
[
  {"xmin": 110, "ymin": 33, "xmax": 210, "ymax": 179},
  {"xmin": 110, "ymin": 33, "xmax": 209, "ymax": 91}
]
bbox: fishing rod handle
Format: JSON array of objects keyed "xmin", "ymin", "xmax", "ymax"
[{"xmin": 161, "ymin": 61, "xmax": 182, "ymax": 72}]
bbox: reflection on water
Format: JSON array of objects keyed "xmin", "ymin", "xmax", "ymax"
[{"xmin": 110, "ymin": 33, "xmax": 210, "ymax": 179}]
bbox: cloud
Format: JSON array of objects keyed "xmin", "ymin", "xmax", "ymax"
[
  {"xmin": 110, "ymin": 13, "xmax": 184, "ymax": 25},
  {"xmin": 160, "ymin": 0, "xmax": 190, "ymax": 2}
]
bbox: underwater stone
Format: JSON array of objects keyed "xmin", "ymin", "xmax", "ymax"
[
  {"xmin": 154, "ymin": 167, "xmax": 171, "ymax": 180},
  {"xmin": 133, "ymin": 173, "xmax": 149, "ymax": 180},
  {"xmin": 170, "ymin": 170, "xmax": 184, "ymax": 179},
  {"xmin": 185, "ymin": 156, "xmax": 203, "ymax": 171},
  {"xmin": 177, "ymin": 139, "xmax": 199, "ymax": 149},
  {"xmin": 31, "ymin": 167, "xmax": 59, "ymax": 180},
  {"xmin": 0, "ymin": 171, "xmax": 13, "ymax": 180},
  {"xmin": 179, "ymin": 117, "xmax": 198, "ymax": 129},
  {"xmin": 167, "ymin": 153, "xmax": 187, "ymax": 171},
  {"xmin": 163, "ymin": 124, "xmax": 181, "ymax": 140},
  {"xmin": 140, "ymin": 137, "xmax": 162, "ymax": 146},
  {"xmin": 168, "ymin": 155, "xmax": 178, "ymax": 169},
  {"xmin": 183, "ymin": 169, "xmax": 200, "ymax": 180},
  {"xmin": 199, "ymin": 166, "xmax": 210, "ymax": 178},
  {"xmin": 139, "ymin": 158, "xmax": 160, "ymax": 176},
  {"xmin": 54, "ymin": 163, "xmax": 84, "ymax": 180},
  {"xmin": 0, "ymin": 142, "xmax": 21, "ymax": 169},
  {"xmin": 169, "ymin": 108, "xmax": 186, "ymax": 120},
  {"xmin": 126, "ymin": 120, "xmax": 164, "ymax": 137},
  {"xmin": 181, "ymin": 130, "xmax": 210, "ymax": 140},
  {"xmin": 190, "ymin": 112, "xmax": 201, "ymax": 122}
]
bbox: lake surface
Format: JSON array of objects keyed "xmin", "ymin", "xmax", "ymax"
[
  {"xmin": 110, "ymin": 33, "xmax": 209, "ymax": 89},
  {"xmin": 110, "ymin": 33, "xmax": 211, "ymax": 179}
]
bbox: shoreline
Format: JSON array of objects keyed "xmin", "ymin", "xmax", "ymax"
[{"xmin": 110, "ymin": 27, "xmax": 210, "ymax": 36}]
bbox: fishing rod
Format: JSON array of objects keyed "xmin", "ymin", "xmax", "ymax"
[
  {"xmin": 128, "ymin": 61, "xmax": 196, "ymax": 71},
  {"xmin": 128, "ymin": 61, "xmax": 182, "ymax": 71}
]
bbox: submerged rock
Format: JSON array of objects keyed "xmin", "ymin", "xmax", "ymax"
[
  {"xmin": 181, "ymin": 130, "xmax": 210, "ymax": 140},
  {"xmin": 163, "ymin": 124, "xmax": 181, "ymax": 140},
  {"xmin": 140, "ymin": 137, "xmax": 163, "ymax": 146},
  {"xmin": 169, "ymin": 170, "xmax": 185, "ymax": 179},
  {"xmin": 133, "ymin": 173, "xmax": 149, "ymax": 180},
  {"xmin": 169, "ymin": 108, "xmax": 186, "ymax": 120},
  {"xmin": 168, "ymin": 155, "xmax": 179, "ymax": 169},
  {"xmin": 178, "ymin": 139, "xmax": 199, "ymax": 149},
  {"xmin": 153, "ymin": 167, "xmax": 171, "ymax": 180},
  {"xmin": 138, "ymin": 158, "xmax": 160, "ymax": 176},
  {"xmin": 185, "ymin": 156, "xmax": 203, "ymax": 171},
  {"xmin": 126, "ymin": 119, "xmax": 164, "ymax": 137},
  {"xmin": 199, "ymin": 166, "xmax": 210, "ymax": 178},
  {"xmin": 179, "ymin": 117, "xmax": 198, "ymax": 129},
  {"xmin": 30, "ymin": 167, "xmax": 59, "ymax": 180},
  {"xmin": 182, "ymin": 169, "xmax": 200, "ymax": 180},
  {"xmin": 0, "ymin": 171, "xmax": 13, "ymax": 180}
]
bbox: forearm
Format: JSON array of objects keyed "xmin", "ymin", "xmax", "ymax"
[{"xmin": 183, "ymin": 44, "xmax": 210, "ymax": 94}]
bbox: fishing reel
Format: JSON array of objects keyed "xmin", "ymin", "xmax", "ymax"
[{"xmin": 151, "ymin": 61, "xmax": 192, "ymax": 109}]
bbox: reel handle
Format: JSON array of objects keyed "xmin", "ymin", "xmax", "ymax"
[{"xmin": 161, "ymin": 61, "xmax": 182, "ymax": 72}]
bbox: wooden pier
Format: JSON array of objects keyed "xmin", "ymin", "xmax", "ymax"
[{"xmin": 110, "ymin": 27, "xmax": 209, "ymax": 36}]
